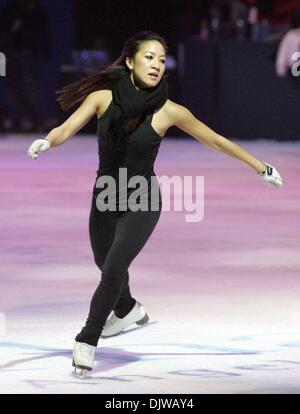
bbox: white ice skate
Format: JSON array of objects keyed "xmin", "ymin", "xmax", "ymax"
[
  {"xmin": 72, "ymin": 341, "xmax": 96, "ymax": 377},
  {"xmin": 101, "ymin": 301, "xmax": 149, "ymax": 337}
]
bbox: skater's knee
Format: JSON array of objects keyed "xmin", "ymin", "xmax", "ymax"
[
  {"xmin": 94, "ymin": 256, "xmax": 104, "ymax": 270},
  {"xmin": 101, "ymin": 262, "xmax": 128, "ymax": 286}
]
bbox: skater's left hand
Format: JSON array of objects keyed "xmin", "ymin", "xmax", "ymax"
[{"xmin": 257, "ymin": 161, "xmax": 283, "ymax": 188}]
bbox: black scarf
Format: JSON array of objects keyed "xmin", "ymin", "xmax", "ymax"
[{"xmin": 108, "ymin": 72, "xmax": 168, "ymax": 149}]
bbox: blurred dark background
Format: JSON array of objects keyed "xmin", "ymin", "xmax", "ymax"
[{"xmin": 1, "ymin": 0, "xmax": 300, "ymax": 139}]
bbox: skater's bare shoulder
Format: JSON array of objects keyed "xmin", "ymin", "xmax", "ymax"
[
  {"xmin": 164, "ymin": 99, "xmax": 220, "ymax": 148},
  {"xmin": 164, "ymin": 99, "xmax": 194, "ymax": 127},
  {"xmin": 163, "ymin": 99, "xmax": 198, "ymax": 131},
  {"xmin": 57, "ymin": 90, "xmax": 111, "ymax": 139},
  {"xmin": 93, "ymin": 90, "xmax": 113, "ymax": 119}
]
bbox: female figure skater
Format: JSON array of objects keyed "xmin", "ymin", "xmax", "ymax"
[{"xmin": 27, "ymin": 31, "xmax": 283, "ymax": 376}]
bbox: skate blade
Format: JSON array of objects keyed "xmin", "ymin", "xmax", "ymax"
[{"xmin": 72, "ymin": 359, "xmax": 92, "ymax": 379}]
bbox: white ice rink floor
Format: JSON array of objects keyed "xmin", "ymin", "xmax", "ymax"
[{"xmin": 1, "ymin": 135, "xmax": 300, "ymax": 394}]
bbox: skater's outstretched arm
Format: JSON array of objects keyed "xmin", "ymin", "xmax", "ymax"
[
  {"xmin": 27, "ymin": 91, "xmax": 105, "ymax": 158},
  {"xmin": 165, "ymin": 100, "xmax": 283, "ymax": 188}
]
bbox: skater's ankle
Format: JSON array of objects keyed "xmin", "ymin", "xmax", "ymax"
[{"xmin": 75, "ymin": 330, "xmax": 99, "ymax": 347}]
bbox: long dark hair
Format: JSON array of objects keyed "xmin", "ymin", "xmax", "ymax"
[{"xmin": 56, "ymin": 31, "xmax": 168, "ymax": 112}]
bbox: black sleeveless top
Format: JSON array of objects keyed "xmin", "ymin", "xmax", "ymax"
[{"xmin": 92, "ymin": 98, "xmax": 163, "ymax": 212}]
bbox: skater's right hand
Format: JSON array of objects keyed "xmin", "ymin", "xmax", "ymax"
[{"xmin": 27, "ymin": 139, "xmax": 51, "ymax": 160}]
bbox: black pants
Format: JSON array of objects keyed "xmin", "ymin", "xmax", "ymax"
[{"xmin": 75, "ymin": 196, "xmax": 161, "ymax": 346}]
